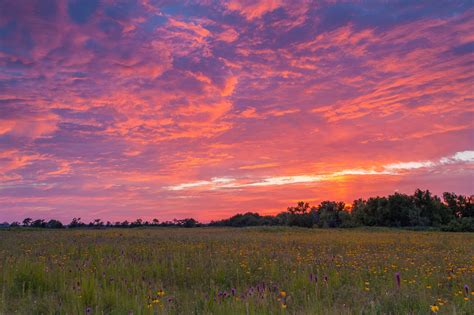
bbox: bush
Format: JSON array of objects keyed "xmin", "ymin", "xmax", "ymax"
[{"xmin": 441, "ymin": 217, "xmax": 474, "ymax": 232}]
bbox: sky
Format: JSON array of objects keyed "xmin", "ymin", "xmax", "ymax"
[{"xmin": 0, "ymin": 0, "xmax": 473, "ymax": 223}]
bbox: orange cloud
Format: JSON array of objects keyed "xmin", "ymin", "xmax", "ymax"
[
  {"xmin": 225, "ymin": 0, "xmax": 282, "ymax": 20},
  {"xmin": 0, "ymin": 112, "xmax": 58, "ymax": 139}
]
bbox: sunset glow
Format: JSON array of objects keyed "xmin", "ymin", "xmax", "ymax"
[{"xmin": 0, "ymin": 1, "xmax": 473, "ymax": 222}]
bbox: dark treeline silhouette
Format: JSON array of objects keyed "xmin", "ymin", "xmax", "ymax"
[
  {"xmin": 2, "ymin": 190, "xmax": 473, "ymax": 232},
  {"xmin": 210, "ymin": 190, "xmax": 473, "ymax": 231}
]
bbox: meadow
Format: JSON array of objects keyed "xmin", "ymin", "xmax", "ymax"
[{"xmin": 0, "ymin": 228, "xmax": 473, "ymax": 314}]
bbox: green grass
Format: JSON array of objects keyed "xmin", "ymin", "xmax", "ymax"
[{"xmin": 0, "ymin": 227, "xmax": 473, "ymax": 314}]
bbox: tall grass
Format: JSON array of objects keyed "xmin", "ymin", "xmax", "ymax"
[{"xmin": 0, "ymin": 228, "xmax": 472, "ymax": 314}]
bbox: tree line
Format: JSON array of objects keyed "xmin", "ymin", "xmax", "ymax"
[
  {"xmin": 1, "ymin": 190, "xmax": 473, "ymax": 232},
  {"xmin": 209, "ymin": 190, "xmax": 473, "ymax": 231},
  {"xmin": 3, "ymin": 217, "xmax": 201, "ymax": 229}
]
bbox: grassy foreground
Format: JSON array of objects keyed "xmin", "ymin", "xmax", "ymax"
[{"xmin": 0, "ymin": 228, "xmax": 473, "ymax": 314}]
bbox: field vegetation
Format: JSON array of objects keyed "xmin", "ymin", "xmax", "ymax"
[{"xmin": 0, "ymin": 228, "xmax": 473, "ymax": 314}]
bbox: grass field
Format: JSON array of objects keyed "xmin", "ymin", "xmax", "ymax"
[{"xmin": 0, "ymin": 228, "xmax": 473, "ymax": 314}]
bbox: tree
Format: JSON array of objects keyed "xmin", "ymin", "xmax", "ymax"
[
  {"xmin": 130, "ymin": 219, "xmax": 143, "ymax": 228},
  {"xmin": 31, "ymin": 219, "xmax": 46, "ymax": 228},
  {"xmin": 287, "ymin": 202, "xmax": 310, "ymax": 214},
  {"xmin": 351, "ymin": 199, "xmax": 369, "ymax": 226},
  {"xmin": 443, "ymin": 192, "xmax": 474, "ymax": 218},
  {"xmin": 285, "ymin": 202, "xmax": 314, "ymax": 227},
  {"xmin": 386, "ymin": 193, "xmax": 413, "ymax": 227},
  {"xmin": 412, "ymin": 189, "xmax": 445, "ymax": 226},
  {"xmin": 22, "ymin": 217, "xmax": 32, "ymax": 227},
  {"xmin": 316, "ymin": 201, "xmax": 347, "ymax": 228},
  {"xmin": 69, "ymin": 217, "xmax": 85, "ymax": 228},
  {"xmin": 46, "ymin": 219, "xmax": 64, "ymax": 229},
  {"xmin": 93, "ymin": 219, "xmax": 104, "ymax": 227},
  {"xmin": 177, "ymin": 218, "xmax": 198, "ymax": 228}
]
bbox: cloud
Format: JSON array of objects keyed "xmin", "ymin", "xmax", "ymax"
[
  {"xmin": 167, "ymin": 150, "xmax": 474, "ymax": 191},
  {"xmin": 440, "ymin": 150, "xmax": 474, "ymax": 164},
  {"xmin": 225, "ymin": 0, "xmax": 283, "ymax": 20},
  {"xmin": 217, "ymin": 27, "xmax": 239, "ymax": 42},
  {"xmin": 0, "ymin": 1, "xmax": 472, "ymax": 222},
  {"xmin": 0, "ymin": 107, "xmax": 59, "ymax": 139},
  {"xmin": 168, "ymin": 177, "xmax": 235, "ymax": 191},
  {"xmin": 384, "ymin": 161, "xmax": 435, "ymax": 171},
  {"xmin": 239, "ymin": 163, "xmax": 279, "ymax": 170}
]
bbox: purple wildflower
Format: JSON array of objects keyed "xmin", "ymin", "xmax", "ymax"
[
  {"xmin": 85, "ymin": 307, "xmax": 92, "ymax": 314},
  {"xmin": 395, "ymin": 272, "xmax": 401, "ymax": 288},
  {"xmin": 464, "ymin": 284, "xmax": 469, "ymax": 296}
]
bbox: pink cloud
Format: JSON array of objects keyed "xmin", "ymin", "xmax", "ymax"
[{"xmin": 225, "ymin": 0, "xmax": 283, "ymax": 20}]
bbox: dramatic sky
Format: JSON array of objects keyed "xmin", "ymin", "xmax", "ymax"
[{"xmin": 1, "ymin": 1, "xmax": 473, "ymax": 223}]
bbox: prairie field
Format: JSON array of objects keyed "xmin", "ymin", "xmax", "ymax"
[{"xmin": 0, "ymin": 228, "xmax": 473, "ymax": 314}]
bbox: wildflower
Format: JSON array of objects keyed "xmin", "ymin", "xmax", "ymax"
[
  {"xmin": 280, "ymin": 290, "xmax": 287, "ymax": 298},
  {"xmin": 85, "ymin": 307, "xmax": 92, "ymax": 314},
  {"xmin": 157, "ymin": 289, "xmax": 165, "ymax": 297},
  {"xmin": 281, "ymin": 303, "xmax": 287, "ymax": 309},
  {"xmin": 152, "ymin": 299, "xmax": 160, "ymax": 304},
  {"xmin": 464, "ymin": 284, "xmax": 470, "ymax": 296},
  {"xmin": 430, "ymin": 305, "xmax": 439, "ymax": 313},
  {"xmin": 395, "ymin": 272, "xmax": 401, "ymax": 288}
]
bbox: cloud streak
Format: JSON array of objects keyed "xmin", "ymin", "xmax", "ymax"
[{"xmin": 167, "ymin": 151, "xmax": 474, "ymax": 191}]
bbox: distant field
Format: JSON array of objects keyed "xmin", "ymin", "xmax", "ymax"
[{"xmin": 0, "ymin": 228, "xmax": 473, "ymax": 314}]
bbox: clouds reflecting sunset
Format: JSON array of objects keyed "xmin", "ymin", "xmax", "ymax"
[{"xmin": 0, "ymin": 0, "xmax": 473, "ymax": 222}]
